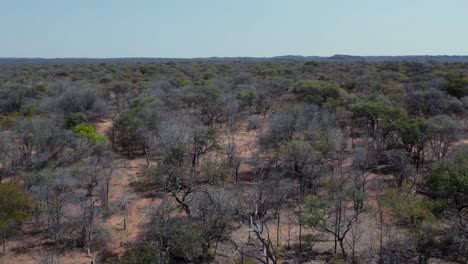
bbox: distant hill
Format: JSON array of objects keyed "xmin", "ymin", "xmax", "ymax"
[{"xmin": 1, "ymin": 55, "xmax": 468, "ymax": 64}]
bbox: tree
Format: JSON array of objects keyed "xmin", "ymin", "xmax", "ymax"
[
  {"xmin": 26, "ymin": 168, "xmax": 74, "ymax": 240},
  {"xmin": 351, "ymin": 145, "xmax": 378, "ymax": 191},
  {"xmin": 188, "ymin": 126, "xmax": 219, "ymax": 167},
  {"xmin": 426, "ymin": 148, "xmax": 468, "ymax": 213},
  {"xmin": 278, "ymin": 140, "xmax": 323, "ymax": 195},
  {"xmin": 236, "ymin": 176, "xmax": 281, "ymax": 264},
  {"xmin": 379, "ymin": 239, "xmax": 416, "ymax": 264},
  {"xmin": 190, "ymin": 84, "xmax": 226, "ymax": 126},
  {"xmin": 0, "ymin": 183, "xmax": 33, "ymax": 253},
  {"xmin": 0, "ymin": 133, "xmax": 17, "ymax": 183},
  {"xmin": 261, "ymin": 104, "xmax": 339, "ymax": 150},
  {"xmin": 291, "ymin": 80, "xmax": 346, "ymax": 109},
  {"xmin": 385, "ymin": 150, "xmax": 415, "ymax": 188},
  {"xmin": 112, "ymin": 97, "xmax": 161, "ymax": 157},
  {"xmin": 113, "ymin": 243, "xmax": 166, "ymax": 264},
  {"xmin": 146, "ymin": 200, "xmax": 209, "ymax": 263},
  {"xmin": 427, "ymin": 115, "xmax": 462, "ymax": 160},
  {"xmin": 351, "ymin": 101, "xmax": 406, "ymax": 154},
  {"xmin": 236, "ymin": 89, "xmax": 258, "ymax": 111},
  {"xmin": 0, "ymin": 85, "xmax": 35, "ymax": 114},
  {"xmin": 167, "ymin": 221, "xmax": 208, "ymax": 262},
  {"xmin": 69, "ymin": 141, "xmax": 114, "ymax": 251},
  {"xmin": 444, "ymin": 73, "xmax": 468, "ymax": 99},
  {"xmin": 302, "ymin": 182, "xmax": 367, "ymax": 260},
  {"xmin": 383, "ymin": 189, "xmax": 435, "ymax": 232},
  {"xmin": 14, "ymin": 117, "xmax": 74, "ymax": 171},
  {"xmin": 154, "ymin": 145, "xmax": 209, "ymax": 216},
  {"xmin": 341, "ymin": 78, "xmax": 360, "ymax": 93},
  {"xmin": 396, "ymin": 117, "xmax": 428, "ymax": 171},
  {"xmin": 404, "ymin": 88, "xmax": 463, "ymax": 117},
  {"xmin": 225, "ymin": 132, "xmax": 241, "ymax": 184},
  {"xmin": 190, "ymin": 187, "xmax": 236, "ymax": 257},
  {"xmin": 55, "ymin": 86, "xmax": 107, "ymax": 119}
]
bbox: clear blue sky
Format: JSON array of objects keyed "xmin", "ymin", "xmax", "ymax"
[{"xmin": 1, "ymin": 0, "xmax": 467, "ymax": 58}]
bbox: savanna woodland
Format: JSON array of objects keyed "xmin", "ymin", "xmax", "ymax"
[{"xmin": 0, "ymin": 58, "xmax": 467, "ymax": 264}]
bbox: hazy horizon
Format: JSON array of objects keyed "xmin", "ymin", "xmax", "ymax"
[
  {"xmin": 2, "ymin": 54, "xmax": 468, "ymax": 60},
  {"xmin": 2, "ymin": 0, "xmax": 468, "ymax": 58}
]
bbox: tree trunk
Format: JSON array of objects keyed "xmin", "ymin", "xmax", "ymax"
[
  {"xmin": 2, "ymin": 234, "xmax": 6, "ymax": 254},
  {"xmin": 298, "ymin": 204, "xmax": 302, "ymax": 252},
  {"xmin": 276, "ymin": 211, "xmax": 281, "ymax": 247},
  {"xmin": 339, "ymin": 238, "xmax": 347, "ymax": 260},
  {"xmin": 192, "ymin": 153, "xmax": 197, "ymax": 167}
]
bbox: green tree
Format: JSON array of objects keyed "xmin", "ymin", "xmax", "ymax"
[
  {"xmin": 396, "ymin": 117, "xmax": 428, "ymax": 171},
  {"xmin": 64, "ymin": 112, "xmax": 88, "ymax": 128},
  {"xmin": 351, "ymin": 101, "xmax": 407, "ymax": 153},
  {"xmin": 113, "ymin": 243, "xmax": 165, "ymax": 264},
  {"xmin": 291, "ymin": 80, "xmax": 346, "ymax": 109},
  {"xmin": 113, "ymin": 97, "xmax": 160, "ymax": 156},
  {"xmin": 236, "ymin": 89, "xmax": 257, "ymax": 111},
  {"xmin": 189, "ymin": 126, "xmax": 219, "ymax": 167},
  {"xmin": 426, "ymin": 148, "xmax": 468, "ymax": 212},
  {"xmin": 444, "ymin": 73, "xmax": 468, "ymax": 98},
  {"xmin": 0, "ymin": 183, "xmax": 33, "ymax": 253},
  {"xmin": 383, "ymin": 189, "xmax": 435, "ymax": 231},
  {"xmin": 191, "ymin": 83, "xmax": 225, "ymax": 126}
]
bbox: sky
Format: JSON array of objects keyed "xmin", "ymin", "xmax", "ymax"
[{"xmin": 1, "ymin": 0, "xmax": 468, "ymax": 58}]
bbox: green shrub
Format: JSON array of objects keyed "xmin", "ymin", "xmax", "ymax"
[
  {"xmin": 64, "ymin": 112, "xmax": 88, "ymax": 128},
  {"xmin": 383, "ymin": 189, "xmax": 435, "ymax": 230},
  {"xmin": 426, "ymin": 148, "xmax": 468, "ymax": 212},
  {"xmin": 73, "ymin": 123, "xmax": 106, "ymax": 142},
  {"xmin": 170, "ymin": 222, "xmax": 207, "ymax": 262},
  {"xmin": 291, "ymin": 80, "xmax": 346, "ymax": 107},
  {"xmin": 20, "ymin": 104, "xmax": 41, "ymax": 118},
  {"xmin": 0, "ymin": 112, "xmax": 20, "ymax": 127},
  {"xmin": 113, "ymin": 243, "xmax": 163, "ymax": 264}
]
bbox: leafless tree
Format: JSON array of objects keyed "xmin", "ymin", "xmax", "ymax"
[{"xmin": 427, "ymin": 115, "xmax": 462, "ymax": 160}]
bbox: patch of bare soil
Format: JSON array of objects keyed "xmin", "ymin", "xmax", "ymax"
[{"xmin": 95, "ymin": 118, "xmax": 113, "ymax": 137}]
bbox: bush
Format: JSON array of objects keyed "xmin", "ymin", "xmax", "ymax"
[
  {"xmin": 0, "ymin": 183, "xmax": 33, "ymax": 241},
  {"xmin": 57, "ymin": 87, "xmax": 107, "ymax": 119},
  {"xmin": 64, "ymin": 112, "xmax": 88, "ymax": 128},
  {"xmin": 383, "ymin": 189, "xmax": 435, "ymax": 230},
  {"xmin": 0, "ymin": 112, "xmax": 20, "ymax": 128},
  {"xmin": 113, "ymin": 243, "xmax": 164, "ymax": 264},
  {"xmin": 73, "ymin": 123, "xmax": 106, "ymax": 142},
  {"xmin": 170, "ymin": 222, "xmax": 207, "ymax": 262},
  {"xmin": 426, "ymin": 148, "xmax": 468, "ymax": 212},
  {"xmin": 291, "ymin": 80, "xmax": 346, "ymax": 108}
]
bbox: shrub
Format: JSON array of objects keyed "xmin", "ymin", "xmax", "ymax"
[
  {"xmin": 64, "ymin": 112, "xmax": 88, "ymax": 128},
  {"xmin": 0, "ymin": 183, "xmax": 33, "ymax": 243},
  {"xmin": 113, "ymin": 243, "xmax": 163, "ymax": 264},
  {"xmin": 73, "ymin": 123, "xmax": 106, "ymax": 142}
]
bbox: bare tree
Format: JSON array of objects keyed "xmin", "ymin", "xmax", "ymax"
[
  {"xmin": 14, "ymin": 117, "xmax": 73, "ymax": 171},
  {"xmin": 302, "ymin": 177, "xmax": 367, "ymax": 261},
  {"xmin": 383, "ymin": 149, "xmax": 415, "ymax": 188},
  {"xmin": 427, "ymin": 115, "xmax": 462, "ymax": 160}
]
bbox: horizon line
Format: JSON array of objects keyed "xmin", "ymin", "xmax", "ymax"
[{"xmin": 2, "ymin": 54, "xmax": 468, "ymax": 60}]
